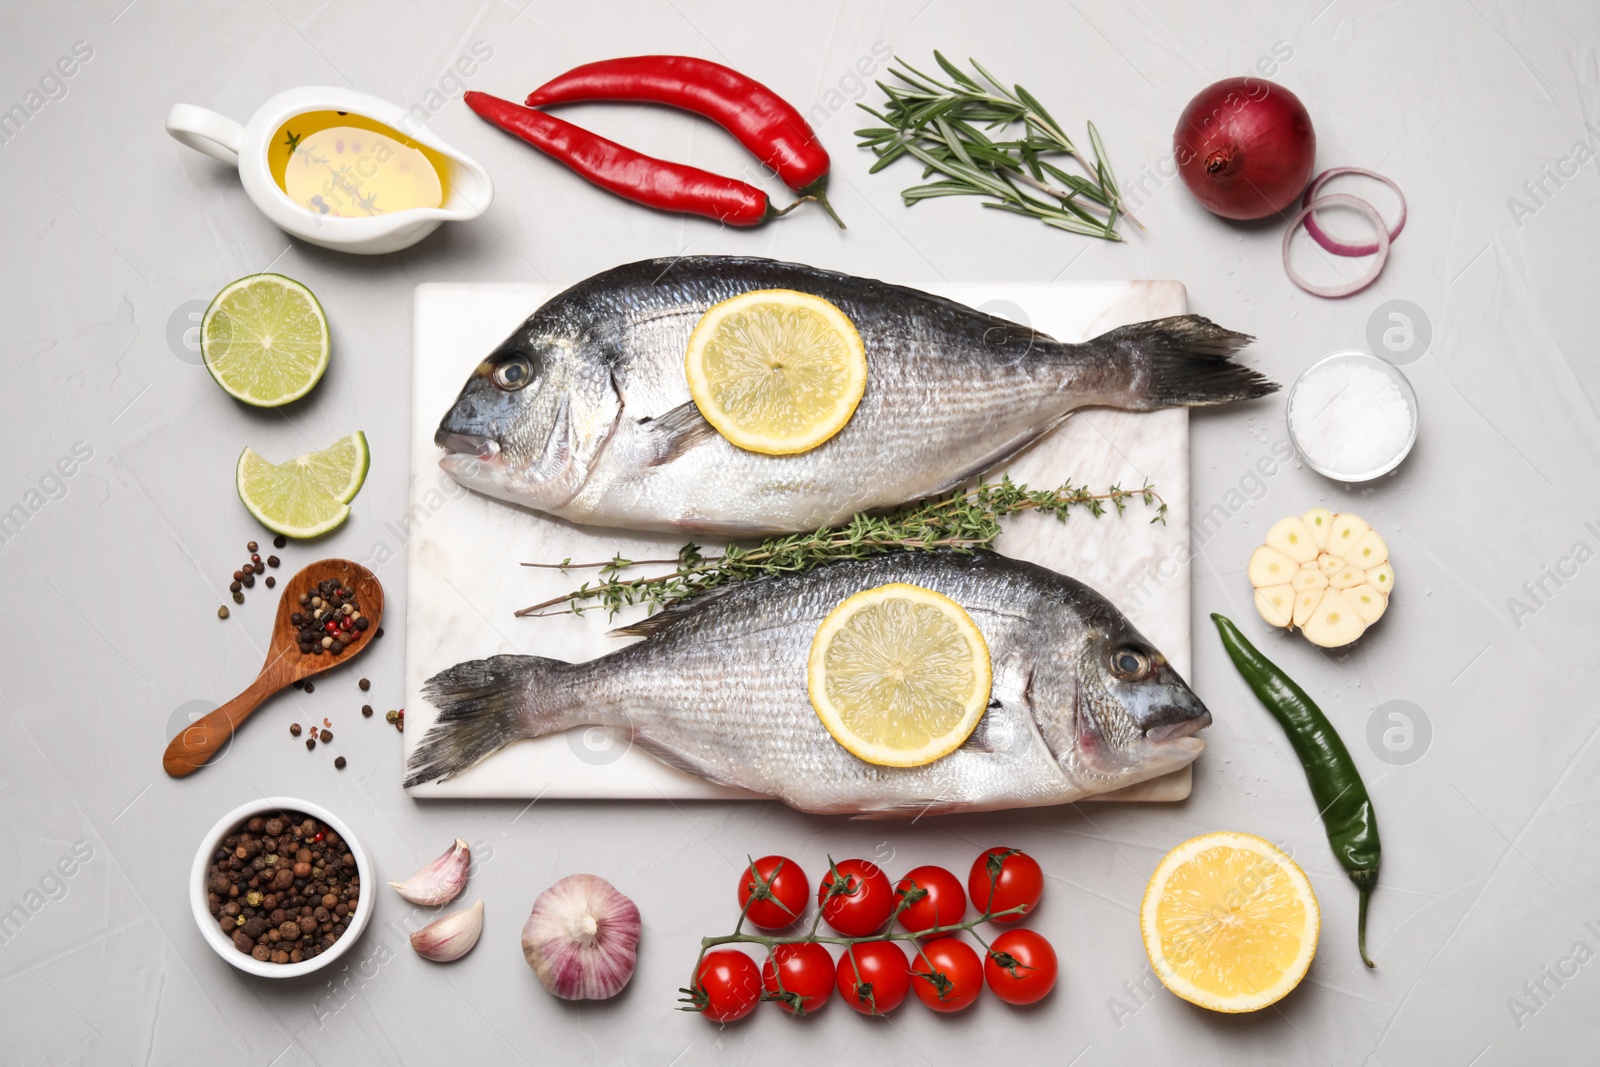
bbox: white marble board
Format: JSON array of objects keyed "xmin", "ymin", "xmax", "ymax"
[{"xmin": 405, "ymin": 279, "xmax": 1194, "ymax": 802}]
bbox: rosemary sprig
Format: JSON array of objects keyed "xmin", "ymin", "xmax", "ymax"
[
  {"xmin": 855, "ymin": 51, "xmax": 1137, "ymax": 240},
  {"xmin": 516, "ymin": 477, "xmax": 1165, "ymax": 619}
]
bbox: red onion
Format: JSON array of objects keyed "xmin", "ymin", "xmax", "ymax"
[
  {"xmin": 1301, "ymin": 167, "xmax": 1406, "ymax": 256},
  {"xmin": 1174, "ymin": 78, "xmax": 1316, "ymax": 221},
  {"xmin": 1282, "ymin": 193, "xmax": 1390, "ymax": 298}
]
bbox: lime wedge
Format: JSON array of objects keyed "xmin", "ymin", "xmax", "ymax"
[
  {"xmin": 236, "ymin": 440, "xmax": 362, "ymax": 539},
  {"xmin": 279, "ymin": 430, "xmax": 369, "ymax": 504},
  {"xmin": 202, "ymin": 274, "xmax": 330, "ymax": 407}
]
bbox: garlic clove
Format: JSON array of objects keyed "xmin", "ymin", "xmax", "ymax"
[
  {"xmin": 522, "ymin": 873, "xmax": 642, "ymax": 1001},
  {"xmin": 1302, "ymin": 508, "xmax": 1334, "ymax": 550},
  {"xmin": 1347, "ymin": 584, "xmax": 1388, "ymax": 624},
  {"xmin": 1254, "ymin": 585, "xmax": 1294, "ymax": 628},
  {"xmin": 389, "ymin": 838, "xmax": 470, "ymax": 905},
  {"xmin": 1266, "ymin": 516, "xmax": 1318, "ymax": 563},
  {"xmin": 411, "ymin": 900, "xmax": 484, "ymax": 962},
  {"xmin": 1247, "ymin": 545, "xmax": 1298, "ymax": 588},
  {"xmin": 1302, "ymin": 588, "xmax": 1366, "ymax": 647},
  {"xmin": 1367, "ymin": 561, "xmax": 1395, "ymax": 594}
]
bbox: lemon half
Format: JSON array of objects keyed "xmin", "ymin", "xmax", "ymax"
[
  {"xmin": 807, "ymin": 583, "xmax": 991, "ymax": 768},
  {"xmin": 685, "ymin": 289, "xmax": 867, "ymax": 455},
  {"xmin": 1141, "ymin": 831, "xmax": 1320, "ymax": 1013}
]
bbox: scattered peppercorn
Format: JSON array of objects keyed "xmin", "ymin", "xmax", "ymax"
[
  {"xmin": 358, "ymin": 678, "xmax": 370, "ymax": 691},
  {"xmin": 306, "ymin": 737, "xmax": 317, "ymax": 751},
  {"xmin": 290, "ymin": 723, "xmax": 302, "ymax": 737},
  {"xmin": 233, "ymin": 570, "xmax": 244, "ymax": 582},
  {"xmin": 242, "ymin": 574, "xmax": 255, "ymax": 588},
  {"xmin": 242, "ymin": 563, "xmax": 254, "ymax": 576},
  {"xmin": 361, "ymin": 705, "xmax": 373, "ymax": 717},
  {"xmin": 232, "ymin": 591, "xmax": 245, "ymax": 604},
  {"xmin": 320, "ymin": 729, "xmax": 332, "ymax": 743},
  {"xmin": 334, "ymin": 756, "xmax": 347, "ymax": 770},
  {"xmin": 230, "ymin": 580, "xmax": 242, "ymax": 593},
  {"xmin": 273, "ymin": 535, "xmax": 287, "ymax": 549},
  {"xmin": 247, "ymin": 540, "xmax": 259, "ymax": 553},
  {"xmin": 304, "ymin": 682, "xmax": 314, "ymax": 694},
  {"xmin": 218, "ymin": 605, "xmax": 230, "ymax": 619},
  {"xmin": 251, "ymin": 553, "xmax": 262, "ymax": 565},
  {"xmin": 268, "ymin": 555, "xmax": 280, "ymax": 568},
  {"xmin": 385, "ymin": 710, "xmax": 398, "ymax": 724},
  {"xmin": 265, "ymin": 576, "xmax": 276, "ymax": 589},
  {"xmin": 375, "ymin": 627, "xmax": 384, "ymax": 639}
]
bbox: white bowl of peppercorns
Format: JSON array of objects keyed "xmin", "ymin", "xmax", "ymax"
[{"xmin": 191, "ymin": 796, "xmax": 373, "ymax": 977}]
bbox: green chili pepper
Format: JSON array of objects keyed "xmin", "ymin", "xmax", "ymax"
[{"xmin": 1211, "ymin": 613, "xmax": 1380, "ymax": 968}]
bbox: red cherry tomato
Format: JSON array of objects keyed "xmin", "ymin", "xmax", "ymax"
[
  {"xmin": 983, "ymin": 929, "xmax": 1058, "ymax": 1005},
  {"xmin": 895, "ymin": 865, "xmax": 967, "ymax": 934},
  {"xmin": 909, "ymin": 937, "xmax": 983, "ymax": 1012},
  {"xmin": 817, "ymin": 858, "xmax": 893, "ymax": 936},
  {"xmin": 968, "ymin": 846, "xmax": 1043, "ymax": 923},
  {"xmin": 694, "ymin": 950, "xmax": 762, "ymax": 1023},
  {"xmin": 835, "ymin": 940, "xmax": 912, "ymax": 1015},
  {"xmin": 739, "ymin": 855, "xmax": 810, "ymax": 930},
  {"xmin": 761, "ymin": 942, "xmax": 835, "ymax": 1015}
]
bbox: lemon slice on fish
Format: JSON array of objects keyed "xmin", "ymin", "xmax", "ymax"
[
  {"xmin": 807, "ymin": 583, "xmax": 991, "ymax": 768},
  {"xmin": 202, "ymin": 274, "xmax": 330, "ymax": 407},
  {"xmin": 1141, "ymin": 832, "xmax": 1319, "ymax": 1013},
  {"xmin": 685, "ymin": 289, "xmax": 867, "ymax": 455}
]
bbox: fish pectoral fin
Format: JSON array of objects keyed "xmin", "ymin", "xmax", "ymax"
[
  {"xmin": 957, "ymin": 708, "xmax": 1006, "ymax": 754},
  {"xmin": 640, "ymin": 400, "xmax": 720, "ymax": 467},
  {"xmin": 629, "ymin": 732, "xmax": 739, "ymax": 787},
  {"xmin": 847, "ymin": 799, "xmax": 961, "ymax": 820}
]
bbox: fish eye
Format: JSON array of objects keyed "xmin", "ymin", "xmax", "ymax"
[
  {"xmin": 1111, "ymin": 647, "xmax": 1151, "ymax": 680},
  {"xmin": 492, "ymin": 355, "xmax": 533, "ymax": 391}
]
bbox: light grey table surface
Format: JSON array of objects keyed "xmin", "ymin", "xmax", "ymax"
[{"xmin": 3, "ymin": 1, "xmax": 1598, "ymax": 1064}]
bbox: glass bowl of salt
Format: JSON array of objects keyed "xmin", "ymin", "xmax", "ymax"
[{"xmin": 1286, "ymin": 351, "xmax": 1418, "ymax": 482}]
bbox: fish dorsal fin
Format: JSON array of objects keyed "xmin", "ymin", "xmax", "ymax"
[{"xmin": 641, "ymin": 400, "xmax": 719, "ymax": 466}]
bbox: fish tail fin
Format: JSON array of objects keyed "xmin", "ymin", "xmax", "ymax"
[
  {"xmin": 1096, "ymin": 315, "xmax": 1278, "ymax": 408},
  {"xmin": 404, "ymin": 654, "xmax": 576, "ymax": 787}
]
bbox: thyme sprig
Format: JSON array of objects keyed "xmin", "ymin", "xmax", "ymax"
[
  {"xmin": 855, "ymin": 51, "xmax": 1137, "ymax": 240},
  {"xmin": 515, "ymin": 477, "xmax": 1165, "ymax": 619}
]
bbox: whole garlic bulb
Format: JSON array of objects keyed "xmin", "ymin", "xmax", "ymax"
[{"xmin": 522, "ymin": 874, "xmax": 641, "ymax": 1000}]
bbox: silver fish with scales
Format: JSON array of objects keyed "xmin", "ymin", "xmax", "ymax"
[
  {"xmin": 404, "ymin": 551, "xmax": 1212, "ymax": 816},
  {"xmin": 435, "ymin": 256, "xmax": 1276, "ymax": 535}
]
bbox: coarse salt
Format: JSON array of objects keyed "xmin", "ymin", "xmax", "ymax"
[{"xmin": 1289, "ymin": 358, "xmax": 1414, "ymax": 477}]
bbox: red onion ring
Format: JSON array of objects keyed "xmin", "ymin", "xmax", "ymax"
[
  {"xmin": 1301, "ymin": 167, "xmax": 1406, "ymax": 256},
  {"xmin": 1283, "ymin": 193, "xmax": 1391, "ymax": 298}
]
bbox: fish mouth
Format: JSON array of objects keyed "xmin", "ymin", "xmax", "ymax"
[
  {"xmin": 1144, "ymin": 710, "xmax": 1212, "ymax": 744},
  {"xmin": 435, "ymin": 429, "xmax": 501, "ymax": 460}
]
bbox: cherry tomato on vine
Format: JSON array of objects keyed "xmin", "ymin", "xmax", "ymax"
[
  {"xmin": 818, "ymin": 858, "xmax": 893, "ymax": 936},
  {"xmin": 835, "ymin": 940, "xmax": 912, "ymax": 1015},
  {"xmin": 693, "ymin": 950, "xmax": 763, "ymax": 1023},
  {"xmin": 909, "ymin": 937, "xmax": 983, "ymax": 1012},
  {"xmin": 739, "ymin": 855, "xmax": 810, "ymax": 930},
  {"xmin": 761, "ymin": 942, "xmax": 835, "ymax": 1015},
  {"xmin": 895, "ymin": 865, "xmax": 967, "ymax": 934},
  {"xmin": 983, "ymin": 928, "xmax": 1058, "ymax": 1005},
  {"xmin": 968, "ymin": 846, "xmax": 1043, "ymax": 923}
]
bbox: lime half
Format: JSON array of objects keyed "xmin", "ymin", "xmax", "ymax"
[
  {"xmin": 236, "ymin": 432, "xmax": 368, "ymax": 538},
  {"xmin": 203, "ymin": 274, "xmax": 330, "ymax": 407}
]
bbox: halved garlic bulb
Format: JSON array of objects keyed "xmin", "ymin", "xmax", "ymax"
[
  {"xmin": 389, "ymin": 838, "xmax": 470, "ymax": 905},
  {"xmin": 1249, "ymin": 509, "xmax": 1392, "ymax": 647}
]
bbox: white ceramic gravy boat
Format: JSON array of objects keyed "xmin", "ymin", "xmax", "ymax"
[{"xmin": 167, "ymin": 86, "xmax": 492, "ymax": 254}]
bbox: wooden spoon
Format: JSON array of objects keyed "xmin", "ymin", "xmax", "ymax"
[{"xmin": 164, "ymin": 558, "xmax": 385, "ymax": 778}]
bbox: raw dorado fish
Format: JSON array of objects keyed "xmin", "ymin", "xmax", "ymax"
[
  {"xmin": 436, "ymin": 256, "xmax": 1275, "ymax": 535},
  {"xmin": 404, "ymin": 551, "xmax": 1212, "ymax": 816}
]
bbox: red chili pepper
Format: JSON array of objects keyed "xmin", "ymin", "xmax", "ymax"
[
  {"xmin": 465, "ymin": 91, "xmax": 806, "ymax": 227},
  {"xmin": 525, "ymin": 55, "xmax": 843, "ymax": 228}
]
